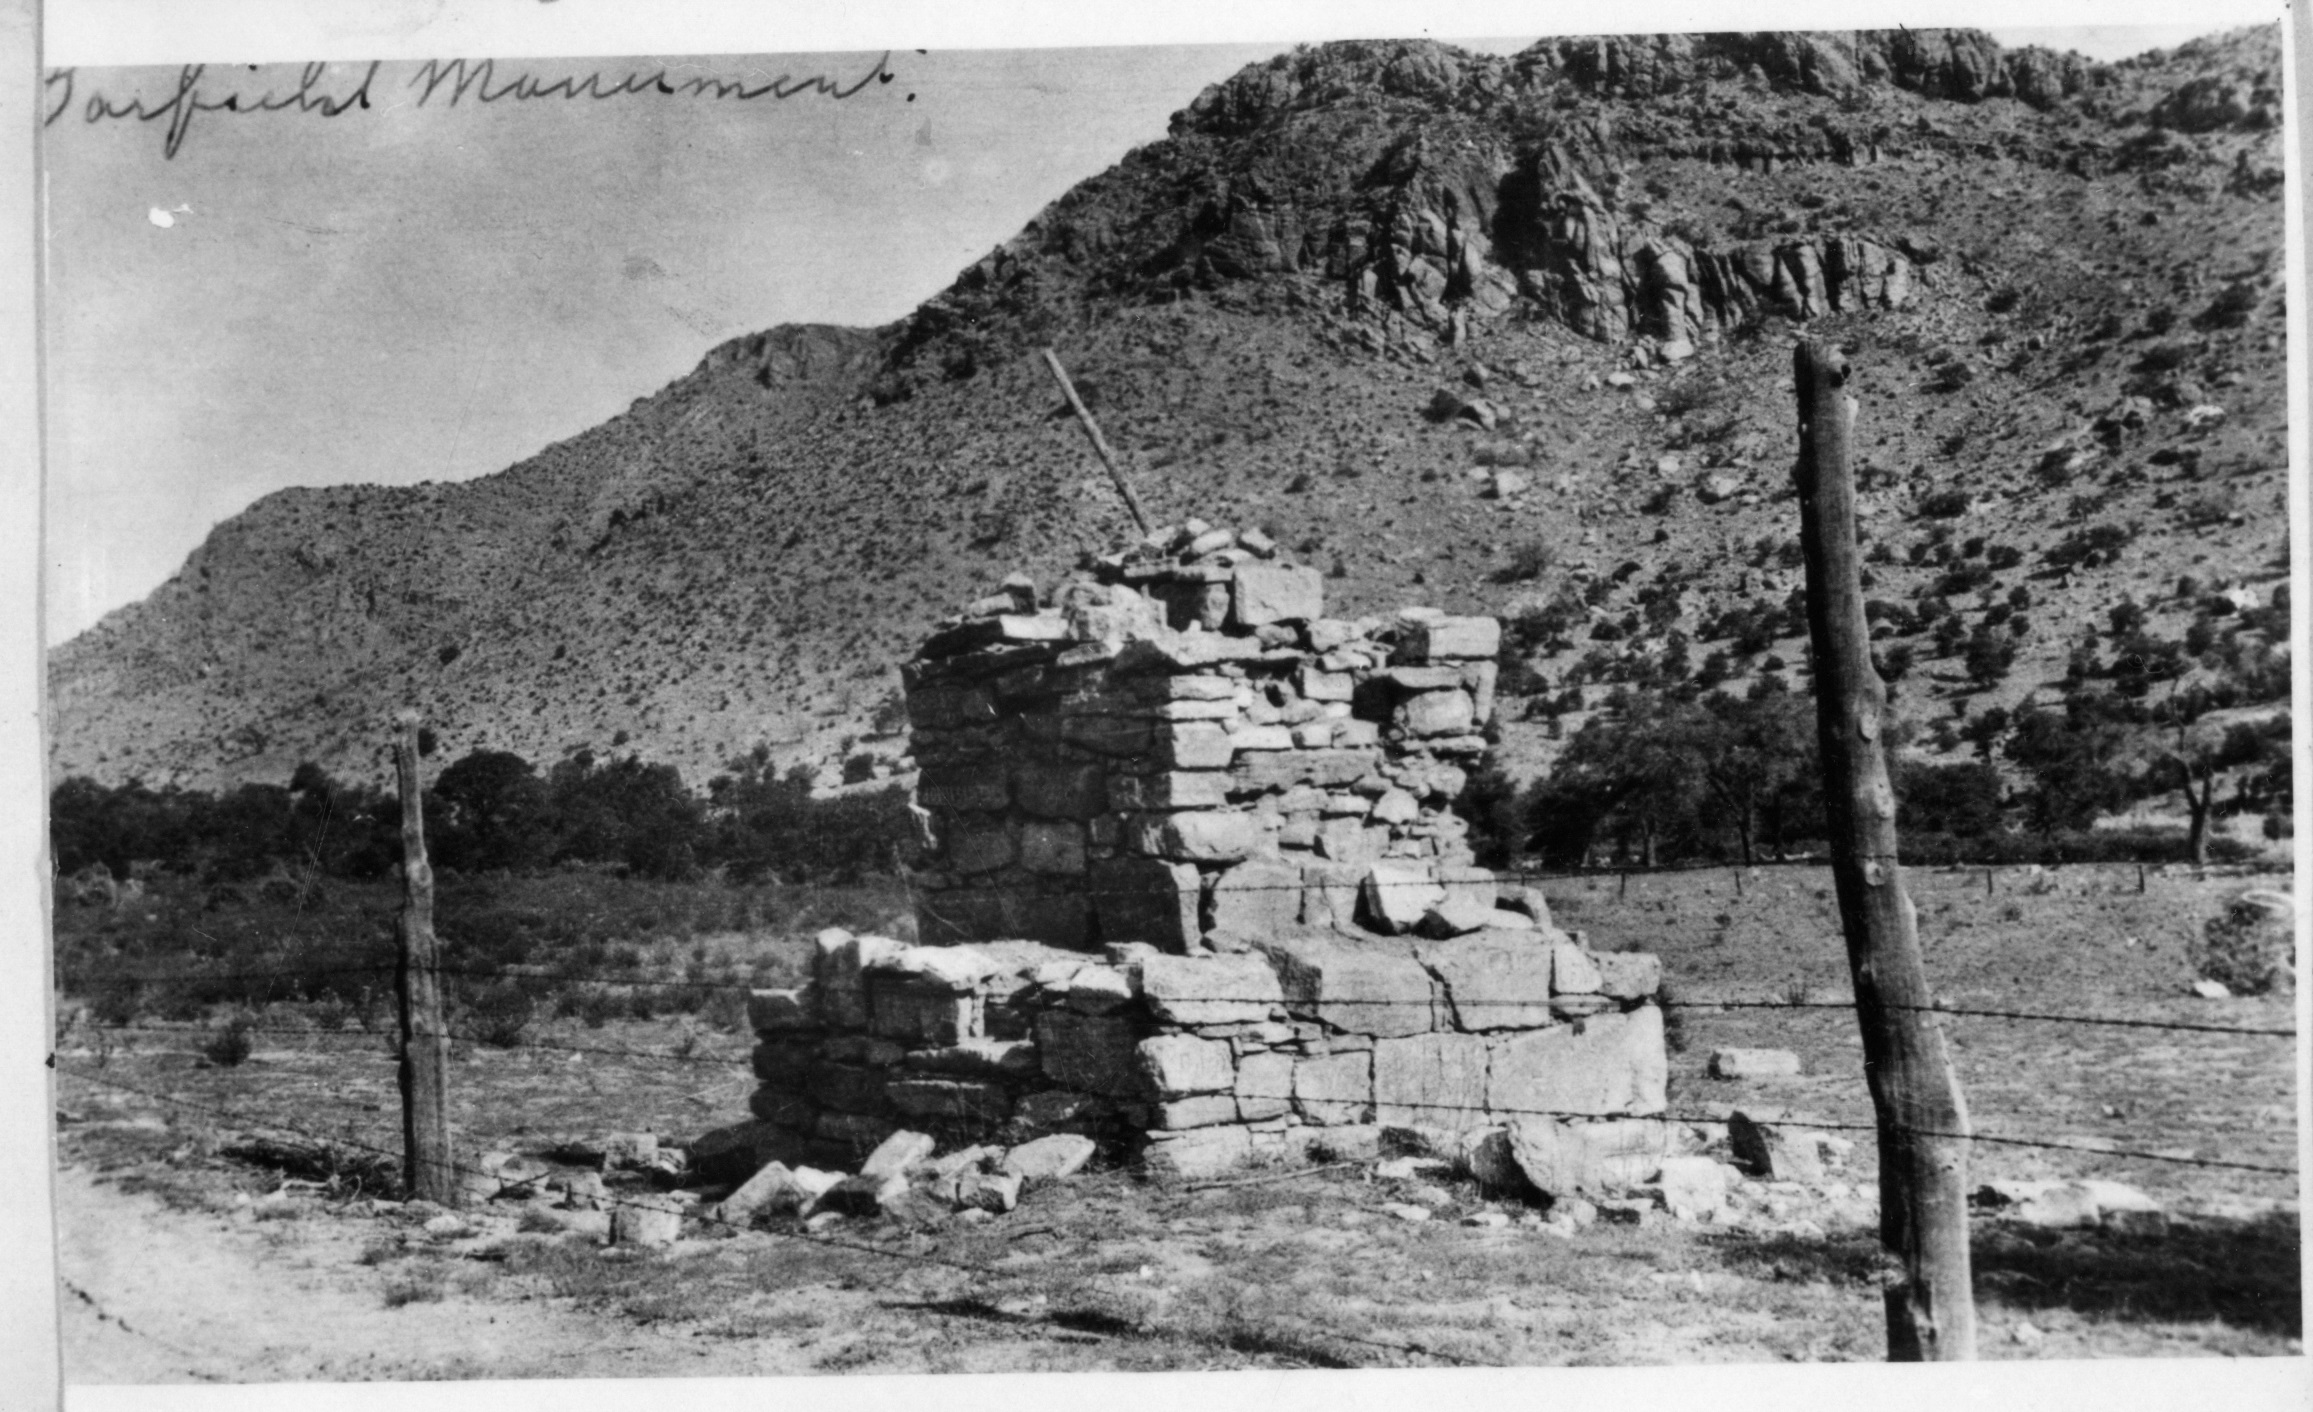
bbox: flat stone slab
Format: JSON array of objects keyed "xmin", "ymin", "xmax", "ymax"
[
  {"xmin": 1141, "ymin": 1124, "xmax": 1256, "ymax": 1180},
  {"xmin": 1089, "ymin": 856, "xmax": 1201, "ymax": 952},
  {"xmin": 1727, "ymin": 1111, "xmax": 1825, "ymax": 1182},
  {"xmin": 860, "ymin": 1130, "xmax": 936, "ymax": 1179},
  {"xmin": 1137, "ymin": 953, "xmax": 1284, "ymax": 1026},
  {"xmin": 1206, "ymin": 859, "xmax": 1304, "ymax": 939},
  {"xmin": 1506, "ymin": 1117, "xmax": 1667, "ymax": 1199},
  {"xmin": 1137, "ymin": 1034, "xmax": 1236, "ymax": 1097},
  {"xmin": 1232, "ymin": 563, "xmax": 1325, "ymax": 626},
  {"xmin": 1362, "ymin": 859, "xmax": 1445, "ymax": 934},
  {"xmin": 1034, "ymin": 1009, "xmax": 1143, "ymax": 1098},
  {"xmin": 1593, "ymin": 951, "xmax": 1661, "ymax": 999},
  {"xmin": 1398, "ymin": 616, "xmax": 1501, "ymax": 662},
  {"xmin": 1372, "ymin": 1032, "xmax": 1489, "ymax": 1129},
  {"xmin": 1709, "ymin": 1047, "xmax": 1801, "ymax": 1079},
  {"xmin": 886, "ymin": 1078, "xmax": 1012, "ymax": 1124},
  {"xmin": 1234, "ymin": 1051, "xmax": 1294, "ymax": 1122},
  {"xmin": 1001, "ymin": 1133, "xmax": 1096, "ymax": 1185},
  {"xmin": 1413, "ymin": 930, "xmax": 1557, "ymax": 1032},
  {"xmin": 1256, "ymin": 930, "xmax": 1437, "ymax": 1037},
  {"xmin": 1488, "ymin": 1007, "xmax": 1668, "ymax": 1119},
  {"xmin": 1292, "ymin": 1050, "xmax": 1374, "ymax": 1125}
]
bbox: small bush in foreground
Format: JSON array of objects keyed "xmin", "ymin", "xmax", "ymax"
[
  {"xmin": 461, "ymin": 979, "xmax": 535, "ymax": 1048},
  {"xmin": 2197, "ymin": 893, "xmax": 2295, "ymax": 996},
  {"xmin": 203, "ymin": 1015, "xmax": 255, "ymax": 1068},
  {"xmin": 382, "ymin": 1273, "xmax": 447, "ymax": 1308}
]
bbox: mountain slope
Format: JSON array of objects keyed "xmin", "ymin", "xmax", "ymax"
[{"xmin": 49, "ymin": 29, "xmax": 2290, "ymax": 793}]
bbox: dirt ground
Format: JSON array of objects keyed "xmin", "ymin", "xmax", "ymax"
[
  {"xmin": 52, "ymin": 1118, "xmax": 2301, "ymax": 1382},
  {"xmin": 55, "ymin": 1163, "xmax": 727, "ymax": 1382},
  {"xmin": 50, "ymin": 863, "xmax": 2304, "ymax": 1381}
]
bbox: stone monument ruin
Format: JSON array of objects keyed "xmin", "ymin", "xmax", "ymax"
[{"xmin": 738, "ymin": 522, "xmax": 1670, "ymax": 1181}]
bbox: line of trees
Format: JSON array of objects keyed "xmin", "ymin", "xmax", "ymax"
[
  {"xmin": 1469, "ymin": 573, "xmax": 2293, "ymax": 870},
  {"xmin": 50, "ymin": 744, "xmax": 916, "ymax": 887},
  {"xmin": 1462, "ymin": 672, "xmax": 2289, "ymax": 871}
]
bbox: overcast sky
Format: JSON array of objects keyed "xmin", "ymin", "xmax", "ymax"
[{"xmin": 39, "ymin": 23, "xmax": 2250, "ymax": 644}]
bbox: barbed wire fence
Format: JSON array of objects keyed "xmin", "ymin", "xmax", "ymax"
[
  {"xmin": 47, "ymin": 860, "xmax": 2299, "ymax": 1367},
  {"xmin": 49, "ymin": 987, "xmax": 2299, "ymax": 1370}
]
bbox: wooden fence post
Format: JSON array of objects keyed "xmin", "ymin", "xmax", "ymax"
[
  {"xmin": 393, "ymin": 712, "xmax": 458, "ymax": 1207},
  {"xmin": 1792, "ymin": 339, "xmax": 1976, "ymax": 1361}
]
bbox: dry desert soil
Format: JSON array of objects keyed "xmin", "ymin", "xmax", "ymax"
[{"xmin": 51, "ymin": 863, "xmax": 2301, "ymax": 1381}]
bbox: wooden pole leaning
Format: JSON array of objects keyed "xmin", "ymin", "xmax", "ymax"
[
  {"xmin": 1042, "ymin": 347, "xmax": 1154, "ymax": 536},
  {"xmin": 393, "ymin": 712, "xmax": 458, "ymax": 1207},
  {"xmin": 1791, "ymin": 339, "xmax": 1976, "ymax": 1361}
]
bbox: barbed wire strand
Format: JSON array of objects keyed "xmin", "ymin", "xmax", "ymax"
[
  {"xmin": 57, "ymin": 970, "xmax": 2299, "ymax": 1041},
  {"xmin": 66, "ymin": 1019, "xmax": 749, "ymax": 1068},
  {"xmin": 55, "ymin": 1041, "xmax": 2297, "ymax": 1178}
]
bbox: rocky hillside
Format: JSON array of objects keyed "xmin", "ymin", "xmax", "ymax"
[{"xmin": 50, "ymin": 28, "xmax": 2290, "ymax": 794}]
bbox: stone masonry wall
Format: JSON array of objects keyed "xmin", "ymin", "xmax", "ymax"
[
  {"xmin": 729, "ymin": 520, "xmax": 1673, "ymax": 1182},
  {"xmin": 744, "ymin": 925, "xmax": 1670, "ymax": 1179},
  {"xmin": 903, "ymin": 520, "xmax": 1509, "ymax": 953}
]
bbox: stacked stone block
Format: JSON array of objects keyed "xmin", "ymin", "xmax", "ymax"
[
  {"xmin": 744, "ymin": 922, "xmax": 1669, "ymax": 1179},
  {"xmin": 904, "ymin": 521, "xmax": 1507, "ymax": 954},
  {"xmin": 754, "ymin": 520, "xmax": 1682, "ymax": 1180}
]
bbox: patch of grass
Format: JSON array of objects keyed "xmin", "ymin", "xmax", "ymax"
[
  {"xmin": 54, "ymin": 871, "xmax": 848, "ymax": 1045},
  {"xmin": 382, "ymin": 1271, "xmax": 447, "ymax": 1308}
]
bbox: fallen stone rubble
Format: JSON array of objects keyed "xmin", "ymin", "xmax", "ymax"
[{"xmin": 328, "ymin": 1106, "xmax": 2212, "ymax": 1259}]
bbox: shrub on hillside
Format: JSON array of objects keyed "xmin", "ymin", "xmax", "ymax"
[
  {"xmin": 1495, "ymin": 538, "xmax": 1557, "ymax": 583},
  {"xmin": 2197, "ymin": 280, "xmax": 2264, "ymax": 330},
  {"xmin": 1929, "ymin": 361, "xmax": 1976, "ymax": 393},
  {"xmin": 2134, "ymin": 341, "xmax": 2194, "ymax": 373},
  {"xmin": 2044, "ymin": 521, "xmax": 2136, "ymax": 572},
  {"xmin": 1963, "ymin": 622, "xmax": 2019, "ymax": 687}
]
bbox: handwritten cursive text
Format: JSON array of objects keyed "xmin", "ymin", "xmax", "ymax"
[{"xmin": 44, "ymin": 52, "xmax": 897, "ymax": 159}]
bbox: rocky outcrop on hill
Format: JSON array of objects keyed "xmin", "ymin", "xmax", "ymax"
[
  {"xmin": 48, "ymin": 28, "xmax": 2289, "ymax": 793},
  {"xmin": 878, "ymin": 28, "xmax": 2218, "ymax": 395},
  {"xmin": 1521, "ymin": 29, "xmax": 2098, "ymax": 108}
]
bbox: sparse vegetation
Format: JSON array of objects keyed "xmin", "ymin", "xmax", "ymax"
[
  {"xmin": 2196, "ymin": 893, "xmax": 2294, "ymax": 995},
  {"xmin": 202, "ymin": 1014, "xmax": 255, "ymax": 1068},
  {"xmin": 40, "ymin": 25, "xmax": 2304, "ymax": 1382}
]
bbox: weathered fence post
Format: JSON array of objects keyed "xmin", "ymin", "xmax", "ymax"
[
  {"xmin": 1792, "ymin": 339, "xmax": 1976, "ymax": 1361},
  {"xmin": 393, "ymin": 712, "xmax": 458, "ymax": 1206}
]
